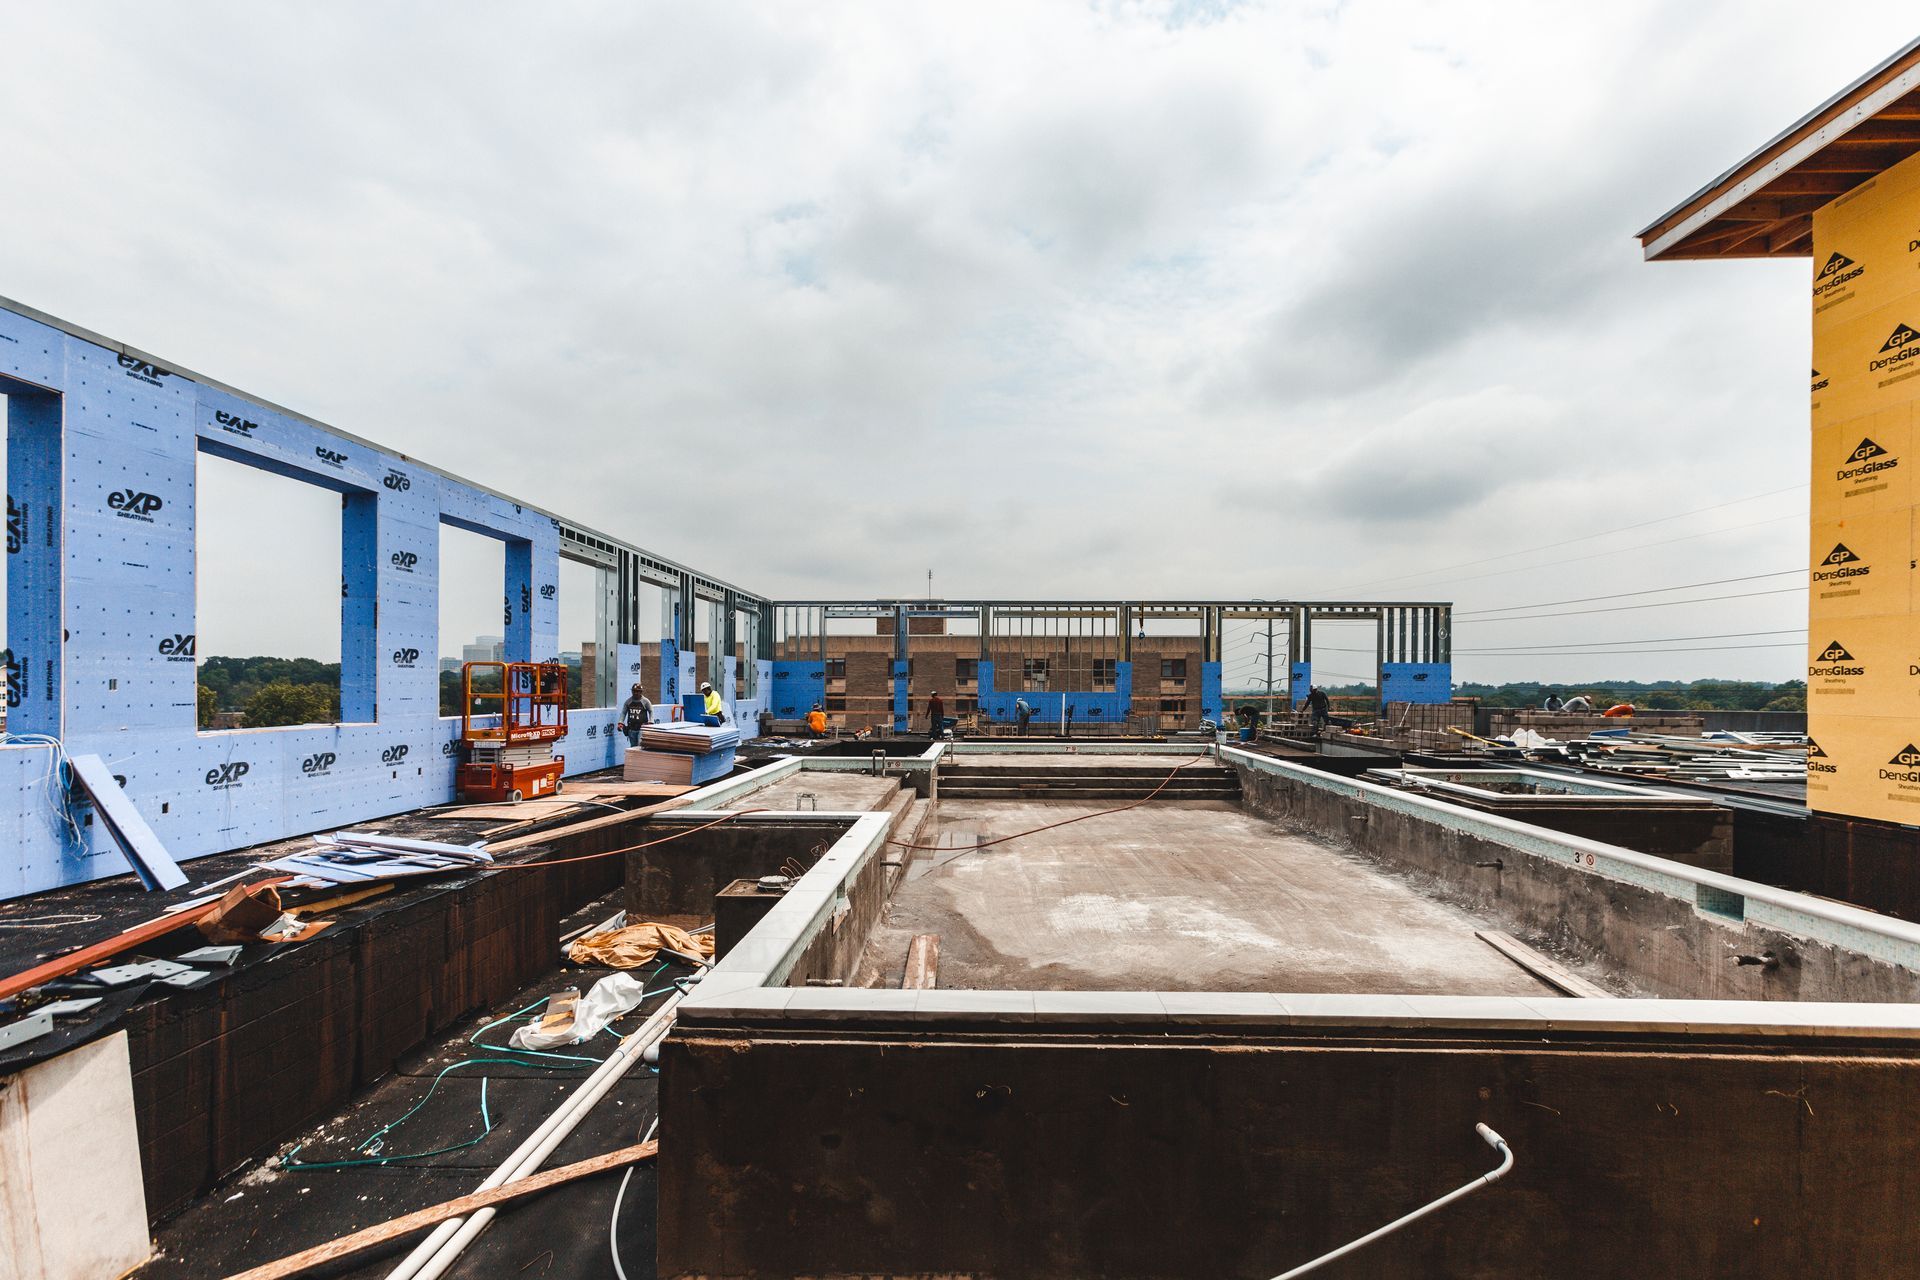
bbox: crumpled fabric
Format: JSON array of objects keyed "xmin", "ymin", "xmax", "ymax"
[
  {"xmin": 565, "ymin": 920, "xmax": 714, "ymax": 970},
  {"xmin": 510, "ymin": 972, "xmax": 654, "ymax": 1048}
]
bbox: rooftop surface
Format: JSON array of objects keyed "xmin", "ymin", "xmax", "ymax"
[{"xmin": 857, "ymin": 797, "xmax": 1563, "ymax": 996}]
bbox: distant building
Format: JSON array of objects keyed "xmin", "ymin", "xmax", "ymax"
[{"xmin": 461, "ymin": 635, "xmax": 504, "ymax": 665}]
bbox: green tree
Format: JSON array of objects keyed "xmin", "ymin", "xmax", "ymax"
[
  {"xmin": 243, "ymin": 680, "xmax": 339, "ymax": 728},
  {"xmin": 197, "ymin": 683, "xmax": 218, "ymax": 729}
]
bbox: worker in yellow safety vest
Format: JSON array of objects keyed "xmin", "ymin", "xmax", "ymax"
[{"xmin": 700, "ymin": 681, "xmax": 724, "ymax": 722}]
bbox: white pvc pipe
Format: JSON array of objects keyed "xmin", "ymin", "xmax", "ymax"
[
  {"xmin": 1271, "ymin": 1123, "xmax": 1514, "ymax": 1279},
  {"xmin": 384, "ymin": 990, "xmax": 685, "ymax": 1280}
]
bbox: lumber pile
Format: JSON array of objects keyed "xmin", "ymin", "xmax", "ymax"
[
  {"xmin": 625, "ymin": 722, "xmax": 739, "ymax": 786},
  {"xmin": 639, "ymin": 723, "xmax": 740, "ymax": 754}
]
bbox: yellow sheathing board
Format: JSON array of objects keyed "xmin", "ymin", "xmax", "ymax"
[
  {"xmin": 1808, "ymin": 506, "xmax": 1912, "ymax": 620},
  {"xmin": 1810, "ymin": 165, "xmax": 1920, "ymax": 326},
  {"xmin": 1809, "ymin": 296, "xmax": 1920, "ymax": 425},
  {"xmin": 1809, "ymin": 154, "xmax": 1920, "ymax": 822},
  {"xmin": 1804, "ymin": 615, "xmax": 1914, "ymax": 719},
  {"xmin": 1807, "ymin": 712, "xmax": 1920, "ymax": 821},
  {"xmin": 1811, "ymin": 402, "xmax": 1912, "ymax": 521}
]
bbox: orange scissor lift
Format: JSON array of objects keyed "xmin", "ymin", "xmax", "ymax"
[{"xmin": 457, "ymin": 661, "xmax": 568, "ymax": 803}]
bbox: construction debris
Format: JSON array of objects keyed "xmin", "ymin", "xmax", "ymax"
[
  {"xmin": 567, "ymin": 921, "xmax": 714, "ymax": 970},
  {"xmin": 258, "ymin": 830, "xmax": 492, "ymax": 887}
]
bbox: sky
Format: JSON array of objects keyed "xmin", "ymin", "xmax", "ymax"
[{"xmin": 0, "ymin": 2, "xmax": 1883, "ymax": 687}]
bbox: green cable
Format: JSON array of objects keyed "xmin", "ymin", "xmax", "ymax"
[
  {"xmin": 281, "ymin": 1058, "xmax": 521, "ymax": 1170},
  {"xmin": 284, "ymin": 972, "xmax": 679, "ymax": 1170}
]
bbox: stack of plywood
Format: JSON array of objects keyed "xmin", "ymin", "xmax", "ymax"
[
  {"xmin": 624, "ymin": 732, "xmax": 738, "ymax": 786},
  {"xmin": 639, "ymin": 723, "xmax": 741, "ymax": 754}
]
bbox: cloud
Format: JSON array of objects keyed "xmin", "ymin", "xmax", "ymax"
[{"xmin": 0, "ymin": 0, "xmax": 1875, "ymax": 683}]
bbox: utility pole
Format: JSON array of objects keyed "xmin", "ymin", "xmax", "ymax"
[{"xmin": 1265, "ymin": 623, "xmax": 1274, "ymax": 730}]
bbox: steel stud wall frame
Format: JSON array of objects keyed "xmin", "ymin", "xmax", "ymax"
[
  {"xmin": 0, "ymin": 297, "xmax": 769, "ymax": 898},
  {"xmin": 769, "ymin": 599, "xmax": 1455, "ymax": 730}
]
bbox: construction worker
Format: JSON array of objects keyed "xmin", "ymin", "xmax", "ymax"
[
  {"xmin": 1543, "ymin": 691, "xmax": 1564, "ymax": 713},
  {"xmin": 925, "ymin": 688, "xmax": 945, "ymax": 737},
  {"xmin": 805, "ymin": 703, "xmax": 827, "ymax": 737},
  {"xmin": 621, "ymin": 683, "xmax": 652, "ymax": 748},
  {"xmin": 1015, "ymin": 696, "xmax": 1033, "ymax": 735},
  {"xmin": 1561, "ymin": 693, "xmax": 1594, "ymax": 714},
  {"xmin": 1307, "ymin": 686, "xmax": 1331, "ymax": 731},
  {"xmin": 700, "ymin": 681, "xmax": 724, "ymax": 723}
]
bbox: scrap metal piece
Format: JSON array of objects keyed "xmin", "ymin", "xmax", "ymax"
[
  {"xmin": 177, "ymin": 945, "xmax": 244, "ymax": 966},
  {"xmin": 0, "ymin": 1010, "xmax": 54, "ymax": 1051}
]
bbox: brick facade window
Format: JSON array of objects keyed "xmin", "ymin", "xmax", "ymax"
[
  {"xmin": 1093, "ymin": 658, "xmax": 1117, "ymax": 690},
  {"xmin": 956, "ymin": 658, "xmax": 979, "ymax": 684},
  {"xmin": 1161, "ymin": 659, "xmax": 1187, "ymax": 680},
  {"xmin": 825, "ymin": 692, "xmax": 846, "ymax": 711},
  {"xmin": 1159, "ymin": 697, "xmax": 1186, "ymax": 713},
  {"xmin": 825, "ymin": 658, "xmax": 846, "ymax": 680},
  {"xmin": 1023, "ymin": 658, "xmax": 1049, "ymax": 685}
]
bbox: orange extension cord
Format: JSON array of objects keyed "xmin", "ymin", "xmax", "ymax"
[{"xmin": 485, "ymin": 807, "xmax": 772, "ymax": 870}]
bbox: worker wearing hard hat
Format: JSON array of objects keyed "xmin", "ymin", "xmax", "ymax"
[
  {"xmin": 700, "ymin": 681, "xmax": 724, "ymax": 723},
  {"xmin": 806, "ymin": 703, "xmax": 828, "ymax": 737}
]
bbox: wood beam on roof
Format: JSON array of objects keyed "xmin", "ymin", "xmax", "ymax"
[{"xmin": 1795, "ymin": 145, "xmax": 1920, "ymax": 173}]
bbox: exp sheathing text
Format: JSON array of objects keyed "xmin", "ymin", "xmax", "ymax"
[{"xmin": 0, "ymin": 300, "xmax": 764, "ymax": 897}]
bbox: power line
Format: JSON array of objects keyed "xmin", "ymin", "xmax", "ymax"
[
  {"xmin": 1450, "ymin": 585, "xmax": 1805, "ymax": 624},
  {"xmin": 1458, "ymin": 628, "xmax": 1803, "ymax": 652},
  {"xmin": 1331, "ymin": 483, "xmax": 1807, "ymax": 593},
  {"xmin": 1453, "ymin": 642, "xmax": 1803, "ymax": 656},
  {"xmin": 1372, "ymin": 513, "xmax": 1799, "ymax": 594},
  {"xmin": 1454, "ymin": 570, "xmax": 1801, "ymax": 618},
  {"xmin": 1310, "ymin": 628, "xmax": 1806, "ymax": 657}
]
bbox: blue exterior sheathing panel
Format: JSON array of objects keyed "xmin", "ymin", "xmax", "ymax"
[
  {"xmin": 0, "ymin": 305, "xmax": 660, "ymax": 898},
  {"xmin": 1289, "ymin": 662, "xmax": 1311, "ymax": 703},
  {"xmin": 1381, "ymin": 662, "xmax": 1452, "ymax": 705},
  {"xmin": 660, "ymin": 639, "xmax": 680, "ymax": 705},
  {"xmin": 1201, "ymin": 662, "xmax": 1222, "ymax": 725},
  {"xmin": 771, "ymin": 660, "xmax": 825, "ymax": 719},
  {"xmin": 615, "ymin": 643, "xmax": 647, "ymax": 702},
  {"xmin": 977, "ymin": 690, "xmax": 1129, "ymax": 725},
  {"xmin": 892, "ymin": 660, "xmax": 908, "ymax": 732},
  {"xmin": 6, "ymin": 391, "xmax": 63, "ymax": 737}
]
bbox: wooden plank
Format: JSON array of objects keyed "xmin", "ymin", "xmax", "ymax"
[
  {"xmin": 1475, "ymin": 930, "xmax": 1610, "ymax": 999},
  {"xmin": 220, "ymin": 1139, "xmax": 659, "ymax": 1280},
  {"xmin": 902, "ymin": 934, "xmax": 940, "ymax": 989},
  {"xmin": 0, "ymin": 878, "xmax": 290, "ymax": 1002}
]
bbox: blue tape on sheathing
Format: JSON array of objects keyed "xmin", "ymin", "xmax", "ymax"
[
  {"xmin": 771, "ymin": 661, "xmax": 826, "ymax": 719},
  {"xmin": 1381, "ymin": 662, "xmax": 1452, "ymax": 705},
  {"xmin": 1201, "ymin": 662, "xmax": 1223, "ymax": 726},
  {"xmin": 0, "ymin": 302, "xmax": 683, "ymax": 897}
]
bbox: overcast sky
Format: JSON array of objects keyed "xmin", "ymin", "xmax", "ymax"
[{"xmin": 0, "ymin": 2, "xmax": 1879, "ymax": 687}]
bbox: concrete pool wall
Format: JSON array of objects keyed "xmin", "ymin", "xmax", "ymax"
[{"xmin": 650, "ymin": 742, "xmax": 1920, "ymax": 1278}]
